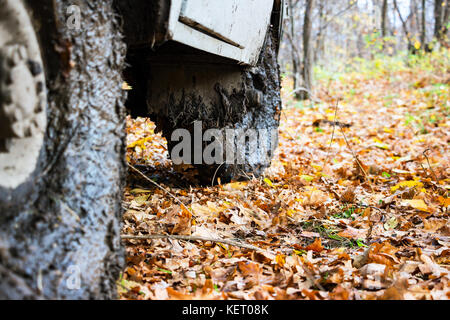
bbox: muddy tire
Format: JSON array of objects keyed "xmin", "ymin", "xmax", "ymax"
[
  {"xmin": 0, "ymin": 0, "xmax": 126, "ymax": 299},
  {"xmin": 146, "ymin": 29, "xmax": 282, "ymax": 184}
]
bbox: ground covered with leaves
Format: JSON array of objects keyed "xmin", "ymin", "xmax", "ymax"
[{"xmin": 119, "ymin": 50, "xmax": 449, "ymax": 300}]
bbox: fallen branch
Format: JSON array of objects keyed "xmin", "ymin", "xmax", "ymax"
[
  {"xmin": 128, "ymin": 163, "xmax": 194, "ymax": 217},
  {"xmin": 339, "ymin": 127, "xmax": 374, "ymax": 192},
  {"xmin": 121, "ymin": 234, "xmax": 271, "ymax": 253}
]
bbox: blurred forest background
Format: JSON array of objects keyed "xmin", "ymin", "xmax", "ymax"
[{"xmin": 279, "ymin": 0, "xmax": 449, "ymax": 100}]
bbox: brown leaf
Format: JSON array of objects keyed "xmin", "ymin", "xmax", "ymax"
[
  {"xmin": 237, "ymin": 261, "xmax": 261, "ymax": 277},
  {"xmin": 330, "ymin": 285, "xmax": 350, "ymax": 300},
  {"xmin": 338, "ymin": 226, "xmax": 366, "ymax": 239},
  {"xmin": 306, "ymin": 238, "xmax": 324, "ymax": 253},
  {"xmin": 171, "ymin": 214, "xmax": 192, "ymax": 235},
  {"xmin": 341, "ymin": 187, "xmax": 356, "ymax": 203}
]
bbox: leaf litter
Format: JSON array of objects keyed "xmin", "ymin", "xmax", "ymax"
[{"xmin": 119, "ymin": 57, "xmax": 449, "ymax": 300}]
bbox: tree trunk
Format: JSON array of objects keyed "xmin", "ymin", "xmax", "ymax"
[
  {"xmin": 421, "ymin": 0, "xmax": 427, "ymax": 46},
  {"xmin": 394, "ymin": 0, "xmax": 415, "ymax": 52},
  {"xmin": 314, "ymin": 0, "xmax": 325, "ymax": 64},
  {"xmin": 434, "ymin": 0, "xmax": 444, "ymax": 41},
  {"xmin": 381, "ymin": 0, "xmax": 389, "ymax": 39},
  {"xmin": 299, "ymin": 0, "xmax": 314, "ymax": 101},
  {"xmin": 288, "ymin": 0, "xmax": 301, "ymax": 100},
  {"xmin": 442, "ymin": 0, "xmax": 450, "ymax": 41}
]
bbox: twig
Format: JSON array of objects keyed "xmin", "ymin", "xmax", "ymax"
[
  {"xmin": 323, "ymin": 99, "xmax": 340, "ymax": 169},
  {"xmin": 423, "ymin": 149, "xmax": 439, "ymax": 183},
  {"xmin": 121, "ymin": 234, "xmax": 271, "ymax": 253},
  {"xmin": 316, "ymin": 2, "xmax": 357, "ymax": 35},
  {"xmin": 128, "ymin": 163, "xmax": 194, "ymax": 217},
  {"xmin": 211, "ymin": 162, "xmax": 225, "ymax": 186},
  {"xmin": 339, "ymin": 127, "xmax": 374, "ymax": 192}
]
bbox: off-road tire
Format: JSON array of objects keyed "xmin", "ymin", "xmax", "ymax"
[
  {"xmin": 0, "ymin": 0, "xmax": 126, "ymax": 299},
  {"xmin": 149, "ymin": 29, "xmax": 282, "ymax": 184}
]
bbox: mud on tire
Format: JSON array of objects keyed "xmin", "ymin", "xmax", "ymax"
[
  {"xmin": 0, "ymin": 0, "xmax": 126, "ymax": 299},
  {"xmin": 148, "ymin": 29, "xmax": 282, "ymax": 184}
]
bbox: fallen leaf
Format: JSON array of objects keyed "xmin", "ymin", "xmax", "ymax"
[
  {"xmin": 306, "ymin": 238, "xmax": 324, "ymax": 253},
  {"xmin": 401, "ymin": 199, "xmax": 429, "ymax": 212}
]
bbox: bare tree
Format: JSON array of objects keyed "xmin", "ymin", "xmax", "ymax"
[
  {"xmin": 394, "ymin": 0, "xmax": 416, "ymax": 52},
  {"xmin": 382, "ymin": 0, "xmax": 389, "ymax": 39},
  {"xmin": 298, "ymin": 0, "xmax": 314, "ymax": 100},
  {"xmin": 314, "ymin": 0, "xmax": 325, "ymax": 64},
  {"xmin": 441, "ymin": 0, "xmax": 450, "ymax": 43},
  {"xmin": 434, "ymin": 0, "xmax": 444, "ymax": 41},
  {"xmin": 421, "ymin": 0, "xmax": 427, "ymax": 46},
  {"xmin": 287, "ymin": 0, "xmax": 302, "ymax": 100}
]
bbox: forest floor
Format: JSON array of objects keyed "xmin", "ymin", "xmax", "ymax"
[{"xmin": 119, "ymin": 51, "xmax": 449, "ymax": 300}]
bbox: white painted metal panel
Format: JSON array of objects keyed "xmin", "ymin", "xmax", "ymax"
[{"xmin": 168, "ymin": 0, "xmax": 274, "ymax": 66}]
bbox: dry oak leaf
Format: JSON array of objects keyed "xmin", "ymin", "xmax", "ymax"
[
  {"xmin": 329, "ymin": 285, "xmax": 350, "ymax": 300},
  {"xmin": 166, "ymin": 287, "xmax": 192, "ymax": 300},
  {"xmin": 338, "ymin": 226, "xmax": 366, "ymax": 239},
  {"xmin": 165, "ymin": 205, "xmax": 192, "ymax": 235},
  {"xmin": 401, "ymin": 199, "xmax": 429, "ymax": 212},
  {"xmin": 340, "ymin": 187, "xmax": 356, "ymax": 203},
  {"xmin": 237, "ymin": 261, "xmax": 261, "ymax": 277},
  {"xmin": 171, "ymin": 214, "xmax": 192, "ymax": 235},
  {"xmin": 306, "ymin": 238, "xmax": 324, "ymax": 253},
  {"xmin": 423, "ymin": 218, "xmax": 447, "ymax": 232},
  {"xmin": 368, "ymin": 246, "xmax": 399, "ymax": 266},
  {"xmin": 304, "ymin": 190, "xmax": 329, "ymax": 206}
]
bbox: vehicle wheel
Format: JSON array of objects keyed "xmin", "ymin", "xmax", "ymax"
[
  {"xmin": 0, "ymin": 0, "xmax": 126, "ymax": 299},
  {"xmin": 146, "ymin": 28, "xmax": 282, "ymax": 184}
]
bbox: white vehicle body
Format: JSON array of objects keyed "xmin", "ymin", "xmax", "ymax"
[{"xmin": 167, "ymin": 0, "xmax": 275, "ymax": 65}]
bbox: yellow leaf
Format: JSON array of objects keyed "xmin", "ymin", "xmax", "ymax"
[
  {"xmin": 122, "ymin": 81, "xmax": 133, "ymax": 90},
  {"xmin": 414, "ymin": 41, "xmax": 421, "ymax": 50},
  {"xmin": 391, "ymin": 180, "xmax": 423, "ymax": 192},
  {"xmin": 401, "ymin": 199, "xmax": 429, "ymax": 212},
  {"xmin": 373, "ymin": 138, "xmax": 390, "ymax": 150},
  {"xmin": 127, "ymin": 137, "xmax": 152, "ymax": 149},
  {"xmin": 133, "ymin": 195, "xmax": 149, "ymax": 206},
  {"xmin": 300, "ymin": 175, "xmax": 314, "ymax": 182},
  {"xmin": 264, "ymin": 178, "xmax": 274, "ymax": 187},
  {"xmin": 130, "ymin": 188, "xmax": 152, "ymax": 194},
  {"xmin": 225, "ymin": 181, "xmax": 248, "ymax": 190},
  {"xmin": 352, "ymin": 137, "xmax": 362, "ymax": 144}
]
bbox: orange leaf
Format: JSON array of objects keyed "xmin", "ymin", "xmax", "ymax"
[
  {"xmin": 306, "ymin": 238, "xmax": 324, "ymax": 252},
  {"xmin": 238, "ymin": 261, "xmax": 260, "ymax": 277},
  {"xmin": 338, "ymin": 226, "xmax": 366, "ymax": 239},
  {"xmin": 275, "ymin": 254, "xmax": 286, "ymax": 267},
  {"xmin": 438, "ymin": 196, "xmax": 450, "ymax": 207},
  {"xmin": 166, "ymin": 287, "xmax": 192, "ymax": 300}
]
